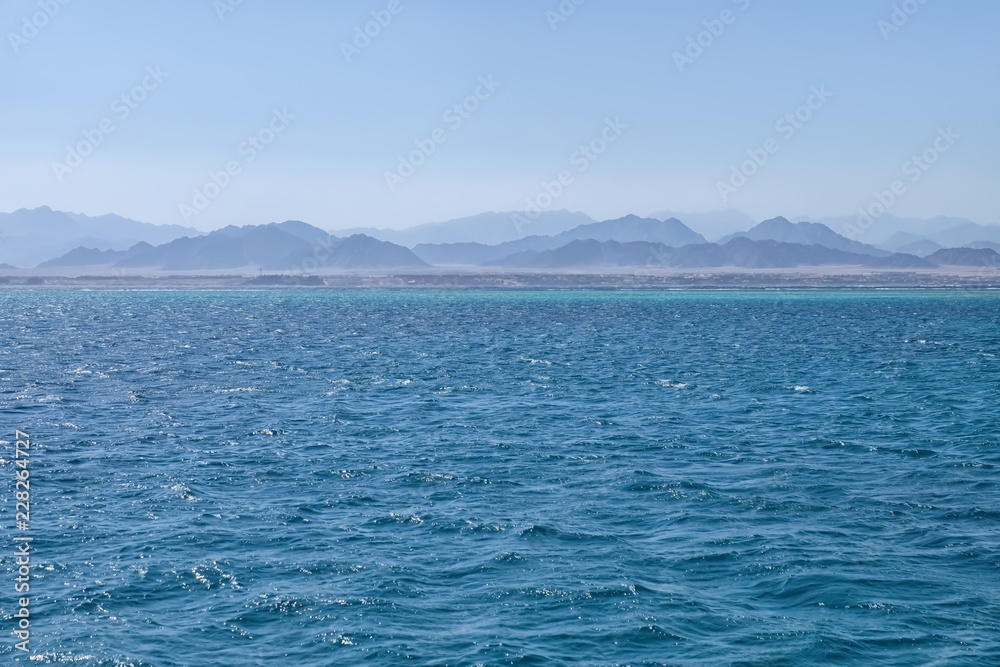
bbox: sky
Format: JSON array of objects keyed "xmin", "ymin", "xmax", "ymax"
[{"xmin": 1, "ymin": 0, "xmax": 997, "ymax": 232}]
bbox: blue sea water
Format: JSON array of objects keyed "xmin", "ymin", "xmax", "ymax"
[{"xmin": 1, "ymin": 289, "xmax": 999, "ymax": 666}]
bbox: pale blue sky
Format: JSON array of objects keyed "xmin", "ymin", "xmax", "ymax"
[{"xmin": 2, "ymin": 0, "xmax": 997, "ymax": 231}]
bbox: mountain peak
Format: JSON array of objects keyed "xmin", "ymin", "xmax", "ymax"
[{"xmin": 722, "ymin": 217, "xmax": 889, "ymax": 257}]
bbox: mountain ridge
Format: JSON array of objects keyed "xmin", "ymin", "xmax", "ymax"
[
  {"xmin": 14, "ymin": 208, "xmax": 1000, "ymax": 274},
  {"xmin": 0, "ymin": 206, "xmax": 200, "ymax": 267},
  {"xmin": 489, "ymin": 238, "xmax": 935, "ymax": 270},
  {"xmin": 332, "ymin": 210, "xmax": 595, "ymax": 247},
  {"xmin": 721, "ymin": 217, "xmax": 890, "ymax": 257},
  {"xmin": 39, "ymin": 221, "xmax": 427, "ymax": 271},
  {"xmin": 413, "ymin": 215, "xmax": 705, "ymax": 265}
]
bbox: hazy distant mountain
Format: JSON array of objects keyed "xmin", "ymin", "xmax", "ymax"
[
  {"xmin": 0, "ymin": 206, "xmax": 199, "ymax": 268},
  {"xmin": 925, "ymin": 248, "xmax": 1000, "ymax": 267},
  {"xmin": 648, "ymin": 209, "xmax": 757, "ymax": 242},
  {"xmin": 929, "ymin": 223, "xmax": 1000, "ymax": 248},
  {"xmin": 333, "ymin": 210, "xmax": 595, "ymax": 246},
  {"xmin": 880, "ymin": 231, "xmax": 927, "ymax": 251},
  {"xmin": 875, "ymin": 222, "xmax": 1000, "ymax": 255},
  {"xmin": 865, "ymin": 252, "xmax": 938, "ymax": 269},
  {"xmin": 964, "ymin": 241, "xmax": 1000, "ymax": 253},
  {"xmin": 720, "ymin": 238, "xmax": 927, "ymax": 268},
  {"xmin": 38, "ymin": 246, "xmax": 133, "ymax": 268},
  {"xmin": 721, "ymin": 217, "xmax": 890, "ymax": 257},
  {"xmin": 491, "ymin": 237, "xmax": 933, "ymax": 270},
  {"xmin": 27, "ymin": 208, "xmax": 995, "ymax": 274},
  {"xmin": 413, "ymin": 215, "xmax": 704, "ymax": 265},
  {"xmin": 816, "ymin": 214, "xmax": 995, "ymax": 247},
  {"xmin": 325, "ymin": 235, "xmax": 429, "ymax": 270},
  {"xmin": 560, "ymin": 215, "xmax": 705, "ymax": 246},
  {"xmin": 411, "ymin": 242, "xmax": 500, "ymax": 266},
  {"xmin": 40, "ymin": 221, "xmax": 426, "ymax": 271},
  {"xmin": 494, "ymin": 239, "xmax": 673, "ymax": 269},
  {"xmin": 114, "ymin": 224, "xmax": 315, "ymax": 270},
  {"xmin": 894, "ymin": 239, "xmax": 944, "ymax": 257}
]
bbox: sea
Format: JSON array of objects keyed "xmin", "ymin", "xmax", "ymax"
[{"xmin": 1, "ymin": 289, "xmax": 998, "ymax": 666}]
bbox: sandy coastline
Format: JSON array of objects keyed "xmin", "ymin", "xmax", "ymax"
[{"xmin": 1, "ymin": 267, "xmax": 999, "ymax": 289}]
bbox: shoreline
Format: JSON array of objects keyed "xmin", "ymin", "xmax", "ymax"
[{"xmin": 1, "ymin": 270, "xmax": 1000, "ymax": 290}]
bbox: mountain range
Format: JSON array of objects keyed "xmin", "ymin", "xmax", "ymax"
[
  {"xmin": 333, "ymin": 210, "xmax": 596, "ymax": 246},
  {"xmin": 489, "ymin": 237, "xmax": 1000, "ymax": 270},
  {"xmin": 810, "ymin": 214, "xmax": 1000, "ymax": 251},
  {"xmin": 39, "ymin": 221, "xmax": 426, "ymax": 271},
  {"xmin": 413, "ymin": 215, "xmax": 706, "ymax": 266},
  {"xmin": 647, "ymin": 209, "xmax": 758, "ymax": 242},
  {"xmin": 0, "ymin": 207, "xmax": 200, "ymax": 268},
  {"xmin": 6, "ymin": 207, "xmax": 1000, "ymax": 273},
  {"xmin": 492, "ymin": 237, "xmax": 933, "ymax": 270}
]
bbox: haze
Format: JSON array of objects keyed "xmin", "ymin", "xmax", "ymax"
[{"xmin": 2, "ymin": 0, "xmax": 997, "ymax": 231}]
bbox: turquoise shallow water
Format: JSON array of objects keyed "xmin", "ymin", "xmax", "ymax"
[{"xmin": 1, "ymin": 289, "xmax": 999, "ymax": 665}]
